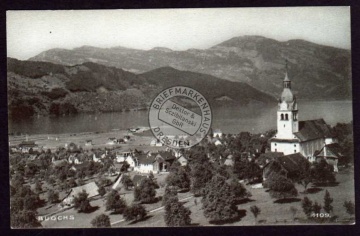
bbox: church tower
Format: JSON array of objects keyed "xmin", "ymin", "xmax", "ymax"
[{"xmin": 276, "ymin": 63, "xmax": 299, "ymax": 139}]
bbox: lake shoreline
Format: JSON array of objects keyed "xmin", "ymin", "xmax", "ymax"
[{"xmin": 9, "ymin": 100, "xmax": 353, "ymax": 136}]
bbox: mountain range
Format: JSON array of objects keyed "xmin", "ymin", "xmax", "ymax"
[
  {"xmin": 29, "ymin": 35, "xmax": 352, "ymax": 100},
  {"xmin": 7, "ymin": 58, "xmax": 274, "ymax": 119}
]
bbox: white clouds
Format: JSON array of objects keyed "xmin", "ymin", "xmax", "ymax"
[{"xmin": 7, "ymin": 7, "xmax": 350, "ymax": 60}]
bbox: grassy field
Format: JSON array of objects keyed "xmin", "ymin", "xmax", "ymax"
[{"xmin": 38, "ymin": 167, "xmax": 354, "ymax": 228}]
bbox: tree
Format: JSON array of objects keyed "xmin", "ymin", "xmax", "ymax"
[
  {"xmin": 166, "ymin": 166, "xmax": 190, "ymax": 190},
  {"xmin": 134, "ymin": 178, "xmax": 156, "ymax": 203},
  {"xmin": 323, "ymin": 190, "xmax": 333, "ymax": 213},
  {"xmin": 73, "ymin": 190, "xmax": 92, "ymax": 213},
  {"xmin": 250, "ymin": 205, "xmax": 261, "ymax": 224},
  {"xmin": 164, "ymin": 196, "xmax": 191, "ymax": 226},
  {"xmin": 76, "ymin": 178, "xmax": 85, "ymax": 186},
  {"xmin": 266, "ymin": 173, "xmax": 297, "ymax": 199},
  {"xmin": 189, "ymin": 153, "xmax": 213, "ymax": 195},
  {"xmin": 162, "ymin": 186, "xmax": 178, "ymax": 206},
  {"xmin": 47, "ymin": 189, "xmax": 59, "ymax": 203},
  {"xmin": 23, "ymin": 194, "xmax": 40, "ymax": 211},
  {"xmin": 311, "ymin": 160, "xmax": 336, "ymax": 184},
  {"xmin": 290, "ymin": 206, "xmax": 298, "ymax": 221},
  {"xmin": 233, "ymin": 158, "xmax": 261, "ymax": 182},
  {"xmin": 91, "ymin": 214, "xmax": 111, "ymax": 228},
  {"xmin": 215, "ymin": 164, "xmax": 231, "ymax": 179},
  {"xmin": 68, "ymin": 178, "xmax": 77, "ymax": 188},
  {"xmin": 201, "ymin": 175, "xmax": 238, "ymax": 223},
  {"xmin": 229, "ymin": 179, "xmax": 251, "ymax": 201},
  {"xmin": 313, "ymin": 201, "xmax": 322, "ymax": 214},
  {"xmin": 98, "ymin": 186, "xmax": 106, "ymax": 197},
  {"xmin": 34, "ymin": 180, "xmax": 42, "ymax": 193},
  {"xmin": 302, "ymin": 197, "xmax": 313, "ymax": 218},
  {"xmin": 121, "ymin": 174, "xmax": 133, "ymax": 190},
  {"xmin": 97, "ymin": 177, "xmax": 112, "ymax": 187},
  {"xmin": 123, "ymin": 204, "xmax": 147, "ymax": 222},
  {"xmin": 343, "ymin": 200, "xmax": 355, "ymax": 217},
  {"xmin": 297, "ymin": 161, "xmax": 312, "ymax": 193},
  {"xmin": 105, "ymin": 190, "xmax": 127, "ymax": 214},
  {"xmin": 11, "ymin": 210, "xmax": 41, "ymax": 228}
]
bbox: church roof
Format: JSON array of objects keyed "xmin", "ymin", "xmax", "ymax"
[
  {"xmin": 294, "ymin": 119, "xmax": 334, "ymax": 142},
  {"xmin": 281, "ymin": 88, "xmax": 294, "ymax": 103}
]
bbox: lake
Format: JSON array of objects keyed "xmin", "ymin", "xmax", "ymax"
[{"xmin": 8, "ymin": 100, "xmax": 353, "ymax": 135}]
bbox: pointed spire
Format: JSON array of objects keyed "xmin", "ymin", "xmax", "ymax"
[{"xmin": 284, "ymin": 59, "xmax": 290, "ymax": 82}]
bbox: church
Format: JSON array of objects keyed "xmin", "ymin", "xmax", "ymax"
[{"xmin": 269, "ymin": 66, "xmax": 337, "ymax": 163}]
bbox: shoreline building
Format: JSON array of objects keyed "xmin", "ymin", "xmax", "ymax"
[{"xmin": 270, "ymin": 66, "xmax": 336, "ymax": 162}]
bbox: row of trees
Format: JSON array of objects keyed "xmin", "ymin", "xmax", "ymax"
[
  {"xmin": 302, "ymin": 190, "xmax": 355, "ymax": 221},
  {"xmin": 72, "ymin": 188, "xmax": 147, "ymax": 228}
]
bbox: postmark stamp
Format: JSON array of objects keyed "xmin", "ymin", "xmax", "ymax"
[{"xmin": 149, "ymin": 86, "xmax": 212, "ymax": 149}]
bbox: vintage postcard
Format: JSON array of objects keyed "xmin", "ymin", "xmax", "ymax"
[{"xmin": 7, "ymin": 7, "xmax": 354, "ymax": 228}]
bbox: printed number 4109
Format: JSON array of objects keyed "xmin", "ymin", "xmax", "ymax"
[{"xmin": 311, "ymin": 213, "xmax": 331, "ymax": 218}]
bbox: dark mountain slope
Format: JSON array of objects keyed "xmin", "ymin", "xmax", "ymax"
[{"xmin": 7, "ymin": 58, "xmax": 274, "ymax": 119}]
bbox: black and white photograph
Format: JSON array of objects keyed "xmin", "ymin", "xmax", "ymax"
[{"xmin": 6, "ymin": 7, "xmax": 354, "ymax": 228}]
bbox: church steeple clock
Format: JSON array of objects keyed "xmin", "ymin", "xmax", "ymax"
[{"xmin": 276, "ymin": 61, "xmax": 299, "ymax": 139}]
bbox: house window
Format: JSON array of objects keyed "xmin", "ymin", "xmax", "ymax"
[
  {"xmin": 294, "ymin": 144, "xmax": 296, "ymax": 147},
  {"xmin": 294, "ymin": 150, "xmax": 296, "ymax": 153},
  {"xmin": 275, "ymin": 149, "xmax": 277, "ymax": 152},
  {"xmin": 275, "ymin": 143, "xmax": 277, "ymax": 146}
]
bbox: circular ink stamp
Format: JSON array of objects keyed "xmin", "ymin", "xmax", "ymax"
[{"xmin": 149, "ymin": 86, "xmax": 212, "ymax": 149}]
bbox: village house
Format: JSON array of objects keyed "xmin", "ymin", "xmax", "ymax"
[
  {"xmin": 107, "ymin": 138, "xmax": 118, "ymax": 145},
  {"xmin": 92, "ymin": 153, "xmax": 102, "ymax": 163},
  {"xmin": 134, "ymin": 151, "xmax": 176, "ymax": 173},
  {"xmin": 107, "ymin": 160, "xmax": 129, "ymax": 175},
  {"xmin": 18, "ymin": 141, "xmax": 40, "ymax": 153},
  {"xmin": 123, "ymin": 135, "xmax": 131, "ymax": 142},
  {"xmin": 224, "ymin": 154, "xmax": 234, "ymax": 166},
  {"xmin": 213, "ymin": 139, "xmax": 222, "ymax": 146},
  {"xmin": 213, "ymin": 129, "xmax": 223, "ymax": 138},
  {"xmin": 262, "ymin": 153, "xmax": 308, "ymax": 181},
  {"xmin": 257, "ymin": 152, "xmax": 284, "ymax": 168},
  {"xmin": 116, "ymin": 150, "xmax": 137, "ymax": 168},
  {"xmin": 62, "ymin": 182, "xmax": 99, "ymax": 206},
  {"xmin": 85, "ymin": 140, "xmax": 93, "ymax": 146},
  {"xmin": 177, "ymin": 155, "xmax": 188, "ymax": 166},
  {"xmin": 150, "ymin": 139, "xmax": 163, "ymax": 147},
  {"xmin": 315, "ymin": 143, "xmax": 343, "ymax": 172}
]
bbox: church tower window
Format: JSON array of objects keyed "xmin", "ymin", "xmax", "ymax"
[
  {"xmin": 281, "ymin": 114, "xmax": 284, "ymax": 120},
  {"xmin": 285, "ymin": 114, "xmax": 289, "ymax": 120}
]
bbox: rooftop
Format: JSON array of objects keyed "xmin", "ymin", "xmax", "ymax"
[{"xmin": 294, "ymin": 119, "xmax": 334, "ymax": 142}]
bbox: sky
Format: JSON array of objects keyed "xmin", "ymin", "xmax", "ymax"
[{"xmin": 7, "ymin": 7, "xmax": 351, "ymax": 60}]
